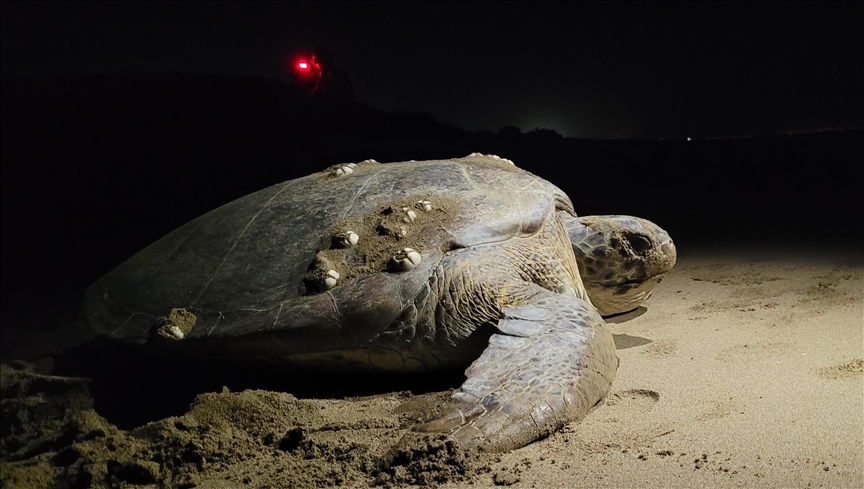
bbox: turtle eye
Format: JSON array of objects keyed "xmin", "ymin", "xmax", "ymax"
[{"xmin": 623, "ymin": 232, "xmax": 652, "ymax": 255}]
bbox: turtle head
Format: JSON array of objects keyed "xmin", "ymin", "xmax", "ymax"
[{"xmin": 565, "ymin": 215, "xmax": 677, "ymax": 317}]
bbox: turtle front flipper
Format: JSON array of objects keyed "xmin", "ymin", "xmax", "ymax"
[{"xmin": 414, "ymin": 286, "xmax": 617, "ymax": 452}]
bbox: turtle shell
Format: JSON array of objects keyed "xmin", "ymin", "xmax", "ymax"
[{"xmin": 82, "ymin": 155, "xmax": 574, "ymax": 358}]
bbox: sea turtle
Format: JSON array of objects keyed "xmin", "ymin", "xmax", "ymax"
[{"xmin": 82, "ymin": 153, "xmax": 676, "ymax": 451}]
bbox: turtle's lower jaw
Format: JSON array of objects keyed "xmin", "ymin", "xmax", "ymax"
[
  {"xmin": 585, "ymin": 275, "xmax": 668, "ymax": 317},
  {"xmin": 565, "ymin": 214, "xmax": 677, "ymax": 314}
]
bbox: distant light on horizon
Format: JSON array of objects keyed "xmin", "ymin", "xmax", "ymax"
[{"xmin": 516, "ymin": 113, "xmax": 580, "ymax": 138}]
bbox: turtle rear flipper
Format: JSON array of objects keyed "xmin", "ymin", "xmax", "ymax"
[{"xmin": 414, "ymin": 286, "xmax": 617, "ymax": 452}]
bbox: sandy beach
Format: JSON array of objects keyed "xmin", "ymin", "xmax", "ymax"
[
  {"xmin": 477, "ymin": 246, "xmax": 863, "ymax": 488},
  {"xmin": 2, "ymin": 244, "xmax": 861, "ymax": 488}
]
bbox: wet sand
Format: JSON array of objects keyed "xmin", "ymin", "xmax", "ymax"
[{"xmin": 1, "ymin": 245, "xmax": 862, "ymax": 488}]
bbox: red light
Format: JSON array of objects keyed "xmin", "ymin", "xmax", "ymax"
[{"xmin": 296, "ymin": 61, "xmax": 310, "ymax": 71}]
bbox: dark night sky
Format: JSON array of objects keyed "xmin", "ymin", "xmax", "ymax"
[{"xmin": 1, "ymin": 1, "xmax": 861, "ymax": 139}]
